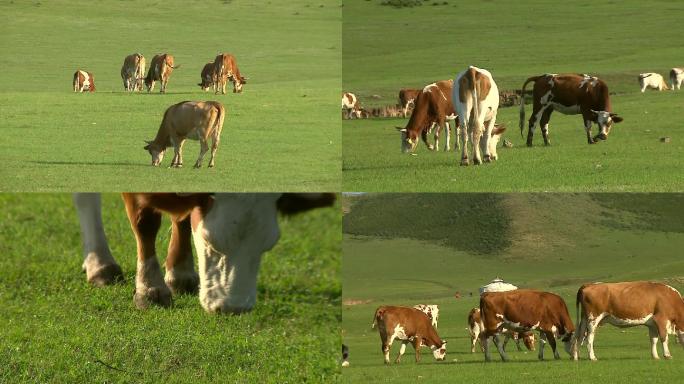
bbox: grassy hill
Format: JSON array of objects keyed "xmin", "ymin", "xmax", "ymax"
[
  {"xmin": 0, "ymin": 0, "xmax": 341, "ymax": 191},
  {"xmin": 341, "ymin": 193, "xmax": 684, "ymax": 382}
]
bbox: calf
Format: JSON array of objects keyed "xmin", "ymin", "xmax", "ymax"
[
  {"xmin": 452, "ymin": 66, "xmax": 500, "ymax": 165},
  {"xmin": 372, "ymin": 306, "xmax": 447, "ymax": 364},
  {"xmin": 520, "ymin": 73, "xmax": 623, "ymax": 146},
  {"xmin": 413, "ymin": 304, "xmax": 440, "ymax": 328},
  {"xmin": 198, "ymin": 62, "xmax": 215, "ymax": 91},
  {"xmin": 638, "ymin": 72, "xmax": 669, "ymax": 92},
  {"xmin": 480, "ymin": 289, "xmax": 575, "ymax": 362},
  {"xmin": 573, "ymin": 281, "xmax": 684, "ymax": 361},
  {"xmin": 73, "ymin": 70, "xmax": 95, "ymax": 93},
  {"xmin": 144, "ymin": 101, "xmax": 225, "ymax": 168},
  {"xmin": 145, "ymin": 53, "xmax": 180, "ymax": 93},
  {"xmin": 342, "ymin": 92, "xmax": 362, "ymax": 119},
  {"xmin": 399, "ymin": 88, "xmax": 421, "ymax": 118},
  {"xmin": 213, "ymin": 53, "xmax": 247, "ymax": 94},
  {"xmin": 73, "ymin": 193, "xmax": 335, "ymax": 313},
  {"xmin": 467, "ymin": 307, "xmax": 535, "ymax": 353},
  {"xmin": 121, "ymin": 53, "xmax": 146, "ymax": 92},
  {"xmin": 670, "ymin": 68, "xmax": 683, "ymax": 90}
]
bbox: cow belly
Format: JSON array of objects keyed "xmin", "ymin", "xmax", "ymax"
[
  {"xmin": 600, "ymin": 313, "xmax": 654, "ymax": 328},
  {"xmin": 549, "ymin": 102, "xmax": 580, "ymax": 115}
]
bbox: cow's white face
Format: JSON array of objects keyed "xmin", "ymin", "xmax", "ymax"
[
  {"xmin": 431, "ymin": 341, "xmax": 447, "ymax": 361},
  {"xmin": 591, "ymin": 110, "xmax": 623, "ymax": 140},
  {"xmin": 398, "ymin": 128, "xmax": 417, "ymax": 153},
  {"xmin": 144, "ymin": 142, "xmax": 165, "ymax": 166},
  {"xmin": 232, "ymin": 76, "xmax": 246, "ymax": 93},
  {"xmin": 192, "ymin": 194, "xmax": 281, "ymax": 314}
]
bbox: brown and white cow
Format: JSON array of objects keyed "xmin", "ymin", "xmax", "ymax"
[
  {"xmin": 371, "ymin": 306, "xmax": 447, "ymax": 364},
  {"xmin": 638, "ymin": 72, "xmax": 669, "ymax": 92},
  {"xmin": 519, "ymin": 73, "xmax": 623, "ymax": 146},
  {"xmin": 145, "ymin": 53, "xmax": 179, "ymax": 93},
  {"xmin": 213, "ymin": 53, "xmax": 247, "ymax": 94},
  {"xmin": 670, "ymin": 68, "xmax": 683, "ymax": 90},
  {"xmin": 467, "ymin": 307, "xmax": 535, "ymax": 353},
  {"xmin": 144, "ymin": 101, "xmax": 225, "ymax": 168},
  {"xmin": 413, "ymin": 304, "xmax": 440, "ymax": 328},
  {"xmin": 573, "ymin": 281, "xmax": 684, "ymax": 361},
  {"xmin": 397, "ymin": 80, "xmax": 459, "ymax": 153},
  {"xmin": 73, "ymin": 193, "xmax": 335, "ymax": 313},
  {"xmin": 73, "ymin": 70, "xmax": 95, "ymax": 93},
  {"xmin": 452, "ymin": 66, "xmax": 500, "ymax": 165},
  {"xmin": 480, "ymin": 289, "xmax": 575, "ymax": 362},
  {"xmin": 399, "ymin": 88, "xmax": 421, "ymax": 118},
  {"xmin": 198, "ymin": 62, "xmax": 215, "ymax": 91},
  {"xmin": 121, "ymin": 53, "xmax": 146, "ymax": 92},
  {"xmin": 342, "ymin": 92, "xmax": 362, "ymax": 119}
]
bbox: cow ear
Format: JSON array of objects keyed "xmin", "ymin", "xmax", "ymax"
[
  {"xmin": 143, "ymin": 144, "xmax": 150, "ymax": 150},
  {"xmin": 611, "ymin": 114, "xmax": 623, "ymax": 123}
]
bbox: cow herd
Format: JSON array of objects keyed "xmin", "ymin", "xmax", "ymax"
[
  {"xmin": 343, "ymin": 65, "xmax": 682, "ymax": 165},
  {"xmin": 361, "ymin": 280, "xmax": 683, "ymax": 365}
]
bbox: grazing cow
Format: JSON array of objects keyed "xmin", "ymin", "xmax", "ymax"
[
  {"xmin": 670, "ymin": 68, "xmax": 683, "ymax": 90},
  {"xmin": 573, "ymin": 281, "xmax": 684, "ymax": 361},
  {"xmin": 213, "ymin": 53, "xmax": 247, "ymax": 94},
  {"xmin": 638, "ymin": 72, "xmax": 669, "ymax": 92},
  {"xmin": 519, "ymin": 73, "xmax": 623, "ymax": 146},
  {"xmin": 73, "ymin": 70, "xmax": 95, "ymax": 93},
  {"xmin": 342, "ymin": 92, "xmax": 362, "ymax": 119},
  {"xmin": 399, "ymin": 88, "xmax": 421, "ymax": 118},
  {"xmin": 144, "ymin": 101, "xmax": 225, "ymax": 168},
  {"xmin": 452, "ymin": 66, "xmax": 500, "ymax": 165},
  {"xmin": 198, "ymin": 62, "xmax": 215, "ymax": 91},
  {"xmin": 467, "ymin": 307, "xmax": 535, "ymax": 353},
  {"xmin": 480, "ymin": 289, "xmax": 575, "ymax": 362},
  {"xmin": 371, "ymin": 306, "xmax": 447, "ymax": 364},
  {"xmin": 341, "ymin": 344, "xmax": 350, "ymax": 367},
  {"xmin": 73, "ymin": 193, "xmax": 335, "ymax": 313},
  {"xmin": 397, "ymin": 80, "xmax": 459, "ymax": 153},
  {"xmin": 145, "ymin": 54, "xmax": 179, "ymax": 93},
  {"xmin": 413, "ymin": 304, "xmax": 440, "ymax": 328},
  {"xmin": 121, "ymin": 53, "xmax": 146, "ymax": 92}
]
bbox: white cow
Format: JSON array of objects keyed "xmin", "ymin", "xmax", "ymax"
[
  {"xmin": 452, "ymin": 66, "xmax": 500, "ymax": 166},
  {"xmin": 670, "ymin": 68, "xmax": 684, "ymax": 90},
  {"xmin": 342, "ymin": 92, "xmax": 362, "ymax": 119},
  {"xmin": 413, "ymin": 304, "xmax": 440, "ymax": 328},
  {"xmin": 638, "ymin": 72, "xmax": 669, "ymax": 92},
  {"xmin": 73, "ymin": 193, "xmax": 334, "ymax": 314}
]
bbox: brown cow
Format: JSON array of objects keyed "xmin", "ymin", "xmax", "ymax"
[
  {"xmin": 342, "ymin": 92, "xmax": 362, "ymax": 119},
  {"xmin": 371, "ymin": 306, "xmax": 447, "ymax": 364},
  {"xmin": 198, "ymin": 62, "xmax": 215, "ymax": 91},
  {"xmin": 213, "ymin": 53, "xmax": 247, "ymax": 94},
  {"xmin": 573, "ymin": 281, "xmax": 684, "ymax": 361},
  {"xmin": 467, "ymin": 307, "xmax": 535, "ymax": 353},
  {"xmin": 121, "ymin": 53, "xmax": 146, "ymax": 92},
  {"xmin": 144, "ymin": 101, "xmax": 225, "ymax": 168},
  {"xmin": 519, "ymin": 73, "xmax": 623, "ymax": 146},
  {"xmin": 480, "ymin": 289, "xmax": 575, "ymax": 362},
  {"xmin": 73, "ymin": 70, "xmax": 95, "ymax": 93},
  {"xmin": 399, "ymin": 88, "xmax": 421, "ymax": 118},
  {"xmin": 145, "ymin": 54, "xmax": 180, "ymax": 93}
]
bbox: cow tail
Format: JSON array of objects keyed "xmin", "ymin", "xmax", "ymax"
[
  {"xmin": 73, "ymin": 72, "xmax": 78, "ymax": 92},
  {"xmin": 575, "ymin": 286, "xmax": 585, "ymax": 345},
  {"xmin": 519, "ymin": 76, "xmax": 538, "ymax": 138},
  {"xmin": 213, "ymin": 102, "xmax": 225, "ymax": 137},
  {"xmin": 471, "ymin": 68, "xmax": 480, "ymax": 136},
  {"xmin": 371, "ymin": 307, "xmax": 384, "ymax": 330}
]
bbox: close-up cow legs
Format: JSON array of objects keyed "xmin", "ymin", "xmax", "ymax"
[{"xmin": 164, "ymin": 216, "xmax": 199, "ymax": 295}]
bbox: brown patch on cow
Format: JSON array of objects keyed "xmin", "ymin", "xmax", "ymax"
[{"xmin": 459, "ymin": 67, "xmax": 491, "ymax": 103}]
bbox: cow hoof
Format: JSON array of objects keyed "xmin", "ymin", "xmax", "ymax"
[
  {"xmin": 483, "ymin": 155, "xmax": 492, "ymax": 163},
  {"xmin": 134, "ymin": 286, "xmax": 172, "ymax": 309},
  {"xmin": 460, "ymin": 159, "xmax": 469, "ymax": 166},
  {"xmin": 208, "ymin": 163, "xmax": 215, "ymax": 168},
  {"xmin": 664, "ymin": 355, "xmax": 672, "ymax": 360},
  {"xmin": 165, "ymin": 272, "xmax": 199, "ymax": 295},
  {"xmin": 86, "ymin": 263, "xmax": 124, "ymax": 287},
  {"xmin": 193, "ymin": 164, "xmax": 201, "ymax": 169},
  {"xmin": 526, "ymin": 141, "xmax": 533, "ymax": 147},
  {"xmin": 473, "ymin": 158, "xmax": 482, "ymax": 165}
]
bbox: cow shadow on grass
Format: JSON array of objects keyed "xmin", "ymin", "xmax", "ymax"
[{"xmin": 30, "ymin": 160, "xmax": 148, "ymax": 167}]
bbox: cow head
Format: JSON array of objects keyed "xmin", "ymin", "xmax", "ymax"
[
  {"xmin": 397, "ymin": 127, "xmax": 417, "ymax": 153},
  {"xmin": 430, "ymin": 341, "xmax": 447, "ymax": 361},
  {"xmin": 232, "ymin": 76, "xmax": 247, "ymax": 93},
  {"xmin": 522, "ymin": 332, "xmax": 536, "ymax": 351},
  {"xmin": 590, "ymin": 110, "xmax": 623, "ymax": 141},
  {"xmin": 561, "ymin": 331, "xmax": 575, "ymax": 357},
  {"xmin": 144, "ymin": 77, "xmax": 154, "ymax": 92},
  {"xmin": 144, "ymin": 141, "xmax": 165, "ymax": 166}
]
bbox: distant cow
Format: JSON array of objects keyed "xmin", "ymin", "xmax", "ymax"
[
  {"xmin": 73, "ymin": 70, "xmax": 95, "ymax": 93},
  {"xmin": 399, "ymin": 88, "xmax": 421, "ymax": 118},
  {"xmin": 213, "ymin": 53, "xmax": 247, "ymax": 94},
  {"xmin": 670, "ymin": 68, "xmax": 683, "ymax": 90},
  {"xmin": 397, "ymin": 80, "xmax": 459, "ymax": 153},
  {"xmin": 519, "ymin": 73, "xmax": 623, "ymax": 146},
  {"xmin": 144, "ymin": 101, "xmax": 225, "ymax": 168},
  {"xmin": 342, "ymin": 92, "xmax": 362, "ymax": 119},
  {"xmin": 371, "ymin": 306, "xmax": 447, "ymax": 364},
  {"xmin": 452, "ymin": 66, "xmax": 500, "ymax": 165},
  {"xmin": 145, "ymin": 54, "xmax": 180, "ymax": 93},
  {"xmin": 198, "ymin": 62, "xmax": 215, "ymax": 91},
  {"xmin": 480, "ymin": 289, "xmax": 575, "ymax": 362},
  {"xmin": 638, "ymin": 73, "xmax": 669, "ymax": 92},
  {"xmin": 121, "ymin": 53, "xmax": 146, "ymax": 92},
  {"xmin": 467, "ymin": 307, "xmax": 535, "ymax": 353},
  {"xmin": 413, "ymin": 304, "xmax": 440, "ymax": 328},
  {"xmin": 573, "ymin": 281, "xmax": 684, "ymax": 361}
]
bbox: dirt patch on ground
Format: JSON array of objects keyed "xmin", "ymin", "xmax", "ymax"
[{"xmin": 343, "ymin": 298, "xmax": 373, "ymax": 306}]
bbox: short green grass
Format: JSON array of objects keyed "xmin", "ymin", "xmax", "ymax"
[
  {"xmin": 342, "ymin": 0, "xmax": 684, "ymax": 192},
  {"xmin": 0, "ymin": 0, "xmax": 341, "ymax": 192},
  {"xmin": 0, "ymin": 194, "xmax": 341, "ymax": 383},
  {"xmin": 341, "ymin": 193, "xmax": 684, "ymax": 383}
]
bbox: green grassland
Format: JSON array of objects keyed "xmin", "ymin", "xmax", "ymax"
[
  {"xmin": 342, "ymin": 0, "xmax": 684, "ymax": 192},
  {"xmin": 0, "ymin": 194, "xmax": 341, "ymax": 383},
  {"xmin": 341, "ymin": 193, "xmax": 684, "ymax": 383},
  {"xmin": 0, "ymin": 0, "xmax": 340, "ymax": 192}
]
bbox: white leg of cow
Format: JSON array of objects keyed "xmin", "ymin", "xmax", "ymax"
[
  {"xmin": 135, "ymin": 253, "xmax": 171, "ymax": 309},
  {"xmin": 481, "ymin": 116, "xmax": 496, "ymax": 162},
  {"xmin": 586, "ymin": 318, "xmax": 600, "ymax": 361},
  {"xmin": 648, "ymin": 325, "xmax": 661, "ymax": 359},
  {"xmin": 396, "ymin": 341, "xmax": 408, "ymax": 363},
  {"xmin": 471, "ymin": 118, "xmax": 485, "ymax": 165},
  {"xmin": 73, "ymin": 193, "xmax": 124, "ymax": 286},
  {"xmin": 459, "ymin": 120, "xmax": 470, "ymax": 166},
  {"xmin": 584, "ymin": 120, "xmax": 596, "ymax": 145},
  {"xmin": 445, "ymin": 121, "xmax": 451, "ymax": 151},
  {"xmin": 193, "ymin": 194, "xmax": 281, "ymax": 314},
  {"xmin": 662, "ymin": 333, "xmax": 672, "ymax": 359},
  {"xmin": 572, "ymin": 318, "xmax": 587, "ymax": 360}
]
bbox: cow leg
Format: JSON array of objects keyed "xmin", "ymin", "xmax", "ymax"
[
  {"xmin": 194, "ymin": 139, "xmax": 210, "ymax": 168},
  {"xmin": 470, "ymin": 329, "xmax": 479, "ymax": 353},
  {"xmin": 540, "ymin": 108, "xmax": 553, "ymax": 146},
  {"xmin": 526, "ymin": 101, "xmax": 544, "ymax": 147},
  {"xmin": 584, "ymin": 120, "xmax": 597, "ymax": 144},
  {"xmin": 122, "ymin": 195, "xmax": 172, "ymax": 309},
  {"xmin": 648, "ymin": 325, "xmax": 661, "ymax": 359},
  {"xmin": 413, "ymin": 337, "xmax": 422, "ymax": 363},
  {"xmin": 459, "ymin": 123, "xmax": 469, "ymax": 166},
  {"xmin": 572, "ymin": 317, "xmax": 587, "ymax": 360},
  {"xmin": 492, "ymin": 334, "xmax": 508, "ymax": 361},
  {"xmin": 538, "ymin": 332, "xmax": 547, "ymax": 360},
  {"xmin": 395, "ymin": 341, "xmax": 408, "ymax": 363},
  {"xmin": 482, "ymin": 333, "xmax": 492, "ymax": 361},
  {"xmin": 655, "ymin": 318, "xmax": 672, "ymax": 359},
  {"xmin": 422, "ymin": 127, "xmax": 435, "ymax": 151},
  {"xmin": 545, "ymin": 331, "xmax": 560, "ymax": 360},
  {"xmin": 73, "ymin": 193, "xmax": 124, "ymax": 286},
  {"xmin": 164, "ymin": 216, "xmax": 199, "ymax": 295},
  {"xmin": 444, "ymin": 121, "xmax": 451, "ymax": 151},
  {"xmin": 471, "ymin": 120, "xmax": 484, "ymax": 165},
  {"xmin": 208, "ymin": 136, "xmax": 219, "ymax": 168},
  {"xmin": 586, "ymin": 316, "xmax": 601, "ymax": 361},
  {"xmin": 482, "ymin": 115, "xmax": 497, "ymax": 162},
  {"xmin": 384, "ymin": 333, "xmax": 396, "ymax": 364},
  {"xmin": 433, "ymin": 122, "xmax": 442, "ymax": 152}
]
